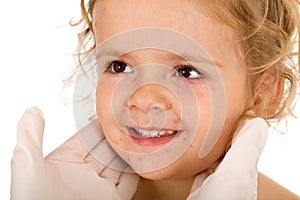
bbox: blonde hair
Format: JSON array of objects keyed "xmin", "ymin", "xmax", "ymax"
[{"xmin": 71, "ymin": 0, "xmax": 299, "ymax": 122}]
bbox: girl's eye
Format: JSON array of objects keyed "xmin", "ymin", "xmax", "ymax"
[
  {"xmin": 175, "ymin": 65, "xmax": 202, "ymax": 79},
  {"xmin": 107, "ymin": 61, "xmax": 133, "ymax": 73}
]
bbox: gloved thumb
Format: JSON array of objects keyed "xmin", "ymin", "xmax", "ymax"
[
  {"xmin": 11, "ymin": 107, "xmax": 46, "ymax": 199},
  {"xmin": 15, "ymin": 107, "xmax": 45, "ymax": 160}
]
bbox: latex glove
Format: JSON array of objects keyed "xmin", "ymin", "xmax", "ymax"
[
  {"xmin": 188, "ymin": 117, "xmax": 268, "ymax": 200},
  {"xmin": 11, "ymin": 107, "xmax": 139, "ymax": 200}
]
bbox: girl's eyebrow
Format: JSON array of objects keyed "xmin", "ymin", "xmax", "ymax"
[
  {"xmin": 168, "ymin": 52, "xmax": 224, "ymax": 68},
  {"xmin": 96, "ymin": 47, "xmax": 126, "ymax": 59},
  {"xmin": 96, "ymin": 47, "xmax": 224, "ymax": 68}
]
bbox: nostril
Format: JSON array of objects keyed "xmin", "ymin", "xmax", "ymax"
[
  {"xmin": 151, "ymin": 104, "xmax": 165, "ymax": 113},
  {"xmin": 151, "ymin": 103, "xmax": 170, "ymax": 111}
]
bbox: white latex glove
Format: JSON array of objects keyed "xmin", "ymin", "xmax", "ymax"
[
  {"xmin": 188, "ymin": 117, "xmax": 268, "ymax": 200},
  {"xmin": 11, "ymin": 107, "xmax": 139, "ymax": 200}
]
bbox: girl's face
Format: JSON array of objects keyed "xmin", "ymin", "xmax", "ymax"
[{"xmin": 94, "ymin": 0, "xmax": 249, "ymax": 179}]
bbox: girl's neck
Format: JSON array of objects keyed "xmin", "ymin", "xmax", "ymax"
[{"xmin": 132, "ymin": 176, "xmax": 195, "ymax": 200}]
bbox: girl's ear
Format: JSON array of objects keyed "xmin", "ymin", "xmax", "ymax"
[{"xmin": 253, "ymin": 70, "xmax": 285, "ymax": 117}]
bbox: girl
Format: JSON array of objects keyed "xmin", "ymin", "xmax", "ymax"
[{"xmin": 11, "ymin": 0, "xmax": 300, "ymax": 199}]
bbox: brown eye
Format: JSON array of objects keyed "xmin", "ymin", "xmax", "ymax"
[
  {"xmin": 175, "ymin": 65, "xmax": 202, "ymax": 79},
  {"xmin": 108, "ymin": 61, "xmax": 132, "ymax": 73}
]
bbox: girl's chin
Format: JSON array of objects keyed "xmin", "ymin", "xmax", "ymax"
[
  {"xmin": 135, "ymin": 169, "xmax": 175, "ymax": 180},
  {"xmin": 135, "ymin": 167, "xmax": 198, "ymax": 182},
  {"xmin": 131, "ymin": 160, "xmax": 191, "ymax": 180}
]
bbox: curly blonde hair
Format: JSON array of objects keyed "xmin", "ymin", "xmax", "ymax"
[{"xmin": 71, "ymin": 0, "xmax": 299, "ymax": 123}]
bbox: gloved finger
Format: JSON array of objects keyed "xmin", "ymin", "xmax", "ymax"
[
  {"xmin": 79, "ymin": 119, "xmax": 128, "ymax": 173},
  {"xmin": 90, "ymin": 137, "xmax": 123, "ymax": 172},
  {"xmin": 217, "ymin": 117, "xmax": 268, "ymax": 172},
  {"xmin": 116, "ymin": 166, "xmax": 140, "ymax": 200},
  {"xmin": 14, "ymin": 107, "xmax": 45, "ymax": 160},
  {"xmin": 45, "ymin": 134, "xmax": 87, "ymax": 162},
  {"xmin": 78, "ymin": 119, "xmax": 106, "ymax": 153},
  {"xmin": 99, "ymin": 155, "xmax": 129, "ymax": 184},
  {"xmin": 45, "ymin": 120, "xmax": 112, "ymax": 173},
  {"xmin": 45, "ymin": 134, "xmax": 103, "ymax": 175},
  {"xmin": 45, "ymin": 120, "xmax": 102, "ymax": 162},
  {"xmin": 191, "ymin": 118, "xmax": 268, "ymax": 200},
  {"xmin": 190, "ymin": 170, "xmax": 211, "ymax": 193}
]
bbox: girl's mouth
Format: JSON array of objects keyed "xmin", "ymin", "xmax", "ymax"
[{"xmin": 126, "ymin": 126, "xmax": 181, "ymax": 146}]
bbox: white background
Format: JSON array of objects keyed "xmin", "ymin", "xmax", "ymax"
[{"xmin": 0, "ymin": 0, "xmax": 299, "ymax": 199}]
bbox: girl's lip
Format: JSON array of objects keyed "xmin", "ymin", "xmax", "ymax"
[{"xmin": 126, "ymin": 126, "xmax": 180, "ymax": 146}]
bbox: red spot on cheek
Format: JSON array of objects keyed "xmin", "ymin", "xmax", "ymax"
[
  {"xmin": 116, "ymin": 138, "xmax": 123, "ymax": 145},
  {"xmin": 173, "ymin": 118, "xmax": 180, "ymax": 124},
  {"xmin": 114, "ymin": 138, "xmax": 123, "ymax": 145}
]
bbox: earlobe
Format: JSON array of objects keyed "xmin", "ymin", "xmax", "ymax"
[{"xmin": 253, "ymin": 70, "xmax": 285, "ymax": 117}]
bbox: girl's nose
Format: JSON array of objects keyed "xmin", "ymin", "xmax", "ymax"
[{"xmin": 128, "ymin": 84, "xmax": 172, "ymax": 113}]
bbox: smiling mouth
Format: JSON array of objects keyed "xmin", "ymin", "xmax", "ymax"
[
  {"xmin": 126, "ymin": 126, "xmax": 180, "ymax": 138},
  {"xmin": 125, "ymin": 126, "xmax": 183, "ymax": 146}
]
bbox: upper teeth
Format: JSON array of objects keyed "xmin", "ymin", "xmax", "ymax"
[{"xmin": 134, "ymin": 128, "xmax": 176, "ymax": 138}]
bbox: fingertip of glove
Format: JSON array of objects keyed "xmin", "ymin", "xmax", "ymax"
[
  {"xmin": 249, "ymin": 117, "xmax": 268, "ymax": 128},
  {"xmin": 247, "ymin": 117, "xmax": 268, "ymax": 140},
  {"xmin": 17, "ymin": 107, "xmax": 45, "ymax": 147},
  {"xmin": 23, "ymin": 107, "xmax": 44, "ymax": 120},
  {"xmin": 240, "ymin": 117, "xmax": 268, "ymax": 135},
  {"xmin": 236, "ymin": 117, "xmax": 268, "ymax": 153},
  {"xmin": 18, "ymin": 107, "xmax": 44, "ymax": 126},
  {"xmin": 254, "ymin": 117, "xmax": 269, "ymax": 147}
]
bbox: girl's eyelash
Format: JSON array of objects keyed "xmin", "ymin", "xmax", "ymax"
[
  {"xmin": 103, "ymin": 59, "xmax": 116, "ymax": 69},
  {"xmin": 102, "ymin": 59, "xmax": 121, "ymax": 72},
  {"xmin": 174, "ymin": 64, "xmax": 204, "ymax": 79},
  {"xmin": 103, "ymin": 59, "xmax": 133, "ymax": 74}
]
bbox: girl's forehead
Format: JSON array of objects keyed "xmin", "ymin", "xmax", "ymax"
[
  {"xmin": 93, "ymin": 0, "xmax": 229, "ymax": 39},
  {"xmin": 92, "ymin": 0, "xmax": 241, "ymax": 70}
]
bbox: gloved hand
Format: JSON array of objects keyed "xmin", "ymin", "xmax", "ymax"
[
  {"xmin": 11, "ymin": 107, "xmax": 139, "ymax": 200},
  {"xmin": 188, "ymin": 117, "xmax": 268, "ymax": 200}
]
